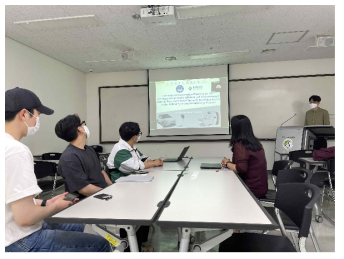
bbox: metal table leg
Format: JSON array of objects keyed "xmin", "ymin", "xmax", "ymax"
[
  {"xmin": 126, "ymin": 225, "xmax": 139, "ymax": 252},
  {"xmin": 179, "ymin": 228, "xmax": 191, "ymax": 252}
]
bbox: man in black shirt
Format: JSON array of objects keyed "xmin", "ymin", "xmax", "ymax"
[{"xmin": 55, "ymin": 114, "xmax": 112, "ymax": 199}]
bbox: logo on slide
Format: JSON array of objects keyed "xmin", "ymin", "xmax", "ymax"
[
  {"xmin": 176, "ymin": 85, "xmax": 184, "ymax": 93},
  {"xmin": 282, "ymin": 138, "xmax": 293, "ymax": 150},
  {"xmin": 188, "ymin": 86, "xmax": 192, "ymax": 91}
]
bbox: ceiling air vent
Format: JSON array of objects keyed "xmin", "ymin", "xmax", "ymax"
[
  {"xmin": 165, "ymin": 56, "xmax": 177, "ymax": 61},
  {"xmin": 261, "ymin": 49, "xmax": 276, "ymax": 54}
]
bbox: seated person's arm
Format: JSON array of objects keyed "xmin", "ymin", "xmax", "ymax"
[
  {"xmin": 11, "ymin": 194, "xmax": 72, "ymax": 227},
  {"xmin": 114, "ymin": 149, "xmax": 145, "ymax": 173},
  {"xmin": 101, "ymin": 170, "xmax": 112, "ymax": 186},
  {"xmin": 144, "ymin": 159, "xmax": 163, "ymax": 168},
  {"xmin": 78, "ymin": 184, "xmax": 102, "ymax": 197},
  {"xmin": 227, "ymin": 143, "xmax": 248, "ymax": 174},
  {"xmin": 226, "ymin": 161, "xmax": 237, "ymax": 172},
  {"xmin": 60, "ymin": 157, "xmax": 100, "ymax": 197}
]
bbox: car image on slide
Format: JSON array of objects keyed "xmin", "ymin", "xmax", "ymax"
[{"xmin": 157, "ymin": 114, "xmax": 176, "ymax": 128}]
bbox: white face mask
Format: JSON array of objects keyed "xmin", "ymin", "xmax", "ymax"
[
  {"xmin": 23, "ymin": 110, "xmax": 40, "ymax": 136},
  {"xmin": 310, "ymin": 103, "xmax": 318, "ymax": 109},
  {"xmin": 83, "ymin": 125, "xmax": 90, "ymax": 139},
  {"xmin": 137, "ymin": 135, "xmax": 141, "ymax": 142}
]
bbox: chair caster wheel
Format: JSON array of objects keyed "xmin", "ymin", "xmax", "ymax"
[
  {"xmin": 190, "ymin": 236, "xmax": 195, "ymax": 244},
  {"xmin": 315, "ymin": 215, "xmax": 323, "ymax": 223},
  {"xmin": 192, "ymin": 244, "xmax": 201, "ymax": 252}
]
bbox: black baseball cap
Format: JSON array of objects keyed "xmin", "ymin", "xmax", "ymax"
[{"xmin": 5, "ymin": 87, "xmax": 54, "ymax": 115}]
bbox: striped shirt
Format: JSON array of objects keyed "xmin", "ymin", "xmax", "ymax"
[{"xmin": 106, "ymin": 139, "xmax": 149, "ymax": 182}]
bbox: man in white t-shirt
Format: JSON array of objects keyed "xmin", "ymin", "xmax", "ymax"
[{"xmin": 5, "ymin": 87, "xmax": 110, "ymax": 252}]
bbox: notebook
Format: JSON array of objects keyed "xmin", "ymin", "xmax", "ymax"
[
  {"xmin": 200, "ymin": 163, "xmax": 222, "ymax": 169},
  {"xmin": 115, "ymin": 175, "xmax": 154, "ymax": 183}
]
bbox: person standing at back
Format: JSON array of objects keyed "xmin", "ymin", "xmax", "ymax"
[
  {"xmin": 305, "ymin": 95, "xmax": 330, "ymax": 126},
  {"xmin": 304, "ymin": 95, "xmax": 330, "ymax": 149},
  {"xmin": 5, "ymin": 87, "xmax": 110, "ymax": 252}
]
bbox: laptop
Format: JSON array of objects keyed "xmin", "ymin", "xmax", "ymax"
[
  {"xmin": 200, "ymin": 163, "xmax": 222, "ymax": 169},
  {"xmin": 162, "ymin": 146, "xmax": 190, "ymax": 162}
]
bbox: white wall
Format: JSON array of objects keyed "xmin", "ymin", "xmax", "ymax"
[
  {"xmin": 86, "ymin": 58, "xmax": 334, "ymax": 169},
  {"xmin": 6, "ymin": 38, "xmax": 334, "ymax": 168},
  {"xmin": 5, "ymin": 37, "xmax": 87, "ymax": 155}
]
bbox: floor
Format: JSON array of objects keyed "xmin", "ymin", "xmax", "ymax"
[{"xmin": 41, "ymin": 173, "xmax": 335, "ymax": 252}]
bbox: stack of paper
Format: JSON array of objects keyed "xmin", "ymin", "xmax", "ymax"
[{"xmin": 115, "ymin": 175, "xmax": 154, "ymax": 183}]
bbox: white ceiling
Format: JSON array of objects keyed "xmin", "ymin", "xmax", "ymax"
[{"xmin": 5, "ymin": 5, "xmax": 335, "ymax": 73}]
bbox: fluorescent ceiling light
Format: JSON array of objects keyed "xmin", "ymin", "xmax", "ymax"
[
  {"xmin": 84, "ymin": 59, "xmax": 136, "ymax": 63},
  {"xmin": 189, "ymin": 50, "xmax": 249, "ymax": 59},
  {"xmin": 176, "ymin": 5, "xmax": 269, "ymax": 19},
  {"xmin": 14, "ymin": 15, "xmax": 102, "ymax": 30}
]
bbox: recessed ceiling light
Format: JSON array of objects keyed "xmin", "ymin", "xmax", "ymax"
[
  {"xmin": 14, "ymin": 15, "xmax": 103, "ymax": 30},
  {"xmin": 189, "ymin": 50, "xmax": 249, "ymax": 59},
  {"xmin": 165, "ymin": 56, "xmax": 177, "ymax": 61},
  {"xmin": 176, "ymin": 5, "xmax": 269, "ymax": 19},
  {"xmin": 267, "ymin": 31, "xmax": 309, "ymax": 44}
]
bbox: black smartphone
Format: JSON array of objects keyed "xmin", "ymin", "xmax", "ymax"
[
  {"xmin": 65, "ymin": 193, "xmax": 79, "ymax": 201},
  {"xmin": 94, "ymin": 194, "xmax": 113, "ymax": 201}
]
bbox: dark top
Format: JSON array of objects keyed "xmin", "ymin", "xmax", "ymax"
[
  {"xmin": 58, "ymin": 144, "xmax": 107, "ymax": 196},
  {"xmin": 232, "ymin": 141, "xmax": 268, "ymax": 198}
]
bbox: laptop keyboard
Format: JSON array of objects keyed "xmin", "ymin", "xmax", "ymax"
[{"xmin": 163, "ymin": 158, "xmax": 178, "ymax": 162}]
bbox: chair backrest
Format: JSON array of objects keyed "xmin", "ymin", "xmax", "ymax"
[
  {"xmin": 34, "ymin": 161, "xmax": 57, "ymax": 179},
  {"xmin": 288, "ymin": 150, "xmax": 313, "ymax": 165},
  {"xmin": 42, "ymin": 152, "xmax": 62, "ymax": 160},
  {"xmin": 275, "ymin": 183, "xmax": 320, "ymax": 238},
  {"xmin": 92, "ymin": 145, "xmax": 103, "ymax": 153},
  {"xmin": 271, "ymin": 160, "xmax": 293, "ymax": 177},
  {"xmin": 276, "ymin": 169, "xmax": 312, "ymax": 186},
  {"xmin": 326, "ymin": 158, "xmax": 335, "ymax": 174}
]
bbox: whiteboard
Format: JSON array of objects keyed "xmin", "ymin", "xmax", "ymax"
[
  {"xmin": 99, "ymin": 75, "xmax": 334, "ymax": 142},
  {"xmin": 230, "ymin": 76, "xmax": 335, "ymax": 138}
]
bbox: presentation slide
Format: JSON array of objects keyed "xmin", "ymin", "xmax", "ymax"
[{"xmin": 149, "ymin": 69, "xmax": 229, "ymax": 136}]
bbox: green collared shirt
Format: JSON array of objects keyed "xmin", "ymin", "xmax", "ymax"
[{"xmin": 304, "ymin": 107, "xmax": 330, "ymax": 126}]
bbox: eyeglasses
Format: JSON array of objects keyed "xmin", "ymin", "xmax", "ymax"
[
  {"xmin": 139, "ymin": 132, "xmax": 142, "ymax": 136},
  {"xmin": 80, "ymin": 121, "xmax": 86, "ymax": 126}
]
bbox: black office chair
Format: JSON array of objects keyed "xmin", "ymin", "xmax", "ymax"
[
  {"xmin": 288, "ymin": 150, "xmax": 313, "ymax": 168},
  {"xmin": 319, "ymin": 158, "xmax": 335, "ymax": 225},
  {"xmin": 92, "ymin": 145, "xmax": 103, "ymax": 153},
  {"xmin": 34, "ymin": 161, "xmax": 65, "ymax": 198},
  {"xmin": 262, "ymin": 169, "xmax": 320, "ymax": 251},
  {"xmin": 219, "ymin": 182, "xmax": 320, "ymax": 252},
  {"xmin": 259, "ymin": 160, "xmax": 293, "ymax": 204},
  {"xmin": 42, "ymin": 152, "xmax": 62, "ymax": 160},
  {"xmin": 288, "ymin": 149, "xmax": 327, "ymax": 222}
]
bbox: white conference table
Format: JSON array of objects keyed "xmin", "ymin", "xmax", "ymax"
[
  {"xmin": 156, "ymin": 170, "xmax": 278, "ymax": 252},
  {"xmin": 46, "ymin": 157, "xmax": 277, "ymax": 252},
  {"xmin": 46, "ymin": 171, "xmax": 181, "ymax": 252}
]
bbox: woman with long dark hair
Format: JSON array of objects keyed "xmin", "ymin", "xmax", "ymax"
[{"xmin": 221, "ymin": 115, "xmax": 268, "ymax": 198}]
